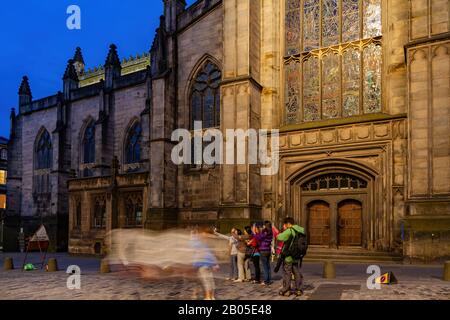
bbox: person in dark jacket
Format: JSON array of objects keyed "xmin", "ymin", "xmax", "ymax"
[{"xmin": 254, "ymin": 221, "xmax": 274, "ymax": 285}]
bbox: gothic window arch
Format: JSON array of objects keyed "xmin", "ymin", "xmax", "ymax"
[
  {"xmin": 34, "ymin": 129, "xmax": 52, "ymax": 216},
  {"xmin": 35, "ymin": 129, "xmax": 52, "ymax": 170},
  {"xmin": 92, "ymin": 194, "xmax": 106, "ymax": 229},
  {"xmin": 301, "ymin": 173, "xmax": 368, "ymax": 192},
  {"xmin": 0, "ymin": 148, "xmax": 7, "ymax": 160},
  {"xmin": 190, "ymin": 61, "xmax": 222, "ymax": 129},
  {"xmin": 124, "ymin": 121, "xmax": 142, "ymax": 164},
  {"xmin": 284, "ymin": 0, "xmax": 382, "ymax": 124},
  {"xmin": 124, "ymin": 192, "xmax": 143, "ymax": 227},
  {"xmin": 82, "ymin": 121, "xmax": 95, "ymax": 164}
]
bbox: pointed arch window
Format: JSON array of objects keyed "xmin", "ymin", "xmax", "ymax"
[
  {"xmin": 190, "ymin": 61, "xmax": 221, "ymax": 129},
  {"xmin": 36, "ymin": 130, "xmax": 52, "ymax": 170},
  {"xmin": 83, "ymin": 122, "xmax": 95, "ymax": 164},
  {"xmin": 125, "ymin": 122, "xmax": 142, "ymax": 164}
]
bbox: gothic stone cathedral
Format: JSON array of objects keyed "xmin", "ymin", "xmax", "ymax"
[{"xmin": 6, "ymin": 0, "xmax": 450, "ymax": 260}]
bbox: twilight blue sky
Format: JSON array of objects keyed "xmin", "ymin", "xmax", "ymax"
[{"xmin": 0, "ymin": 0, "xmax": 196, "ymax": 139}]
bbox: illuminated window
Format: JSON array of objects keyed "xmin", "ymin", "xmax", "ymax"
[
  {"xmin": 284, "ymin": 0, "xmax": 382, "ymax": 124},
  {"xmin": 0, "ymin": 149, "xmax": 7, "ymax": 160},
  {"xmin": 0, "ymin": 194, "xmax": 5, "ymax": 209},
  {"xmin": 0, "ymin": 170, "xmax": 6, "ymax": 185}
]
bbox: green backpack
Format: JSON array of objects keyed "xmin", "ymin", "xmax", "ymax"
[{"xmin": 24, "ymin": 263, "xmax": 36, "ymax": 271}]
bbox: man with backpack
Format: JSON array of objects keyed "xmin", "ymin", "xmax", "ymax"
[{"xmin": 276, "ymin": 217, "xmax": 307, "ymax": 297}]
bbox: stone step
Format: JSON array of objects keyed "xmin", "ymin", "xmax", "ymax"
[{"xmin": 304, "ymin": 248, "xmax": 403, "ymax": 263}]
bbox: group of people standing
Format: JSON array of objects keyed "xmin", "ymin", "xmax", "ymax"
[{"xmin": 215, "ymin": 217, "xmax": 305, "ymax": 297}]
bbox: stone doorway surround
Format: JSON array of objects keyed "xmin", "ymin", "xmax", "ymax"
[{"xmin": 286, "ymin": 159, "xmax": 381, "ymax": 251}]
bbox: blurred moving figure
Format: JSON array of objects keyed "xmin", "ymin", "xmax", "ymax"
[{"xmin": 106, "ymin": 227, "xmax": 227, "ymax": 300}]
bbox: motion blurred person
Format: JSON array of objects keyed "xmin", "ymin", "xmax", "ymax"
[{"xmin": 190, "ymin": 228, "xmax": 220, "ymax": 300}]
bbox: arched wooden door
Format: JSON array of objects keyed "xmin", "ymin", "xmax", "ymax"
[
  {"xmin": 338, "ymin": 200, "xmax": 362, "ymax": 246},
  {"xmin": 308, "ymin": 201, "xmax": 331, "ymax": 245}
]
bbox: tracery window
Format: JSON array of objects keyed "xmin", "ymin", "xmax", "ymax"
[
  {"xmin": 124, "ymin": 193, "xmax": 143, "ymax": 227},
  {"xmin": 92, "ymin": 195, "xmax": 106, "ymax": 229},
  {"xmin": 36, "ymin": 130, "xmax": 52, "ymax": 170},
  {"xmin": 34, "ymin": 129, "xmax": 52, "ymax": 199},
  {"xmin": 191, "ymin": 62, "xmax": 221, "ymax": 129},
  {"xmin": 284, "ymin": 0, "xmax": 382, "ymax": 124},
  {"xmin": 302, "ymin": 173, "xmax": 368, "ymax": 191},
  {"xmin": 125, "ymin": 122, "xmax": 142, "ymax": 164},
  {"xmin": 83, "ymin": 122, "xmax": 95, "ymax": 164}
]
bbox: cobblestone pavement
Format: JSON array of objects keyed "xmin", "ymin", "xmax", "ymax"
[{"xmin": 1, "ymin": 254, "xmax": 449, "ymax": 300}]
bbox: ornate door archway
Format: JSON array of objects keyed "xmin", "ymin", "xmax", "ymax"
[{"xmin": 294, "ymin": 171, "xmax": 371, "ymax": 248}]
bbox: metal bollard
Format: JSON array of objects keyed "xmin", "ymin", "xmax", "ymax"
[
  {"xmin": 100, "ymin": 259, "xmax": 110, "ymax": 274},
  {"xmin": 323, "ymin": 260, "xmax": 336, "ymax": 279},
  {"xmin": 444, "ymin": 261, "xmax": 450, "ymax": 281},
  {"xmin": 46, "ymin": 258, "xmax": 58, "ymax": 272},
  {"xmin": 3, "ymin": 257, "xmax": 14, "ymax": 270}
]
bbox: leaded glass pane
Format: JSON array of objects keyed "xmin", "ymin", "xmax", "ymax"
[
  {"xmin": 125, "ymin": 123, "xmax": 142, "ymax": 164},
  {"xmin": 342, "ymin": 49, "xmax": 361, "ymax": 116},
  {"xmin": 191, "ymin": 62, "xmax": 221, "ymax": 129},
  {"xmin": 363, "ymin": 44, "xmax": 382, "ymax": 113},
  {"xmin": 286, "ymin": 0, "xmax": 302, "ymax": 55},
  {"xmin": 36, "ymin": 130, "xmax": 52, "ymax": 169},
  {"xmin": 364, "ymin": 0, "xmax": 382, "ymax": 38},
  {"xmin": 191, "ymin": 92, "xmax": 202, "ymax": 124},
  {"xmin": 203, "ymin": 88, "xmax": 215, "ymax": 129},
  {"xmin": 83, "ymin": 123, "xmax": 95, "ymax": 164},
  {"xmin": 303, "ymin": 57, "xmax": 320, "ymax": 121},
  {"xmin": 285, "ymin": 61, "xmax": 301, "ymax": 124},
  {"xmin": 303, "ymin": 0, "xmax": 320, "ymax": 51},
  {"xmin": 342, "ymin": 0, "xmax": 360, "ymax": 42},
  {"xmin": 322, "ymin": 53, "xmax": 340, "ymax": 119},
  {"xmin": 322, "ymin": 0, "xmax": 339, "ymax": 47}
]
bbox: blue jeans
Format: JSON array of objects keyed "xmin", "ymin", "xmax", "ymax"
[
  {"xmin": 229, "ymin": 255, "xmax": 238, "ymax": 279},
  {"xmin": 260, "ymin": 251, "xmax": 272, "ymax": 284}
]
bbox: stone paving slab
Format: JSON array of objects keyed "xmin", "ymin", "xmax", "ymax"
[{"xmin": 1, "ymin": 254, "xmax": 449, "ymax": 300}]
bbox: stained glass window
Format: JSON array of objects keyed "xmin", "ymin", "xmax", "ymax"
[
  {"xmin": 343, "ymin": 0, "xmax": 360, "ymax": 42},
  {"xmin": 322, "ymin": 53, "xmax": 340, "ymax": 119},
  {"xmin": 284, "ymin": 0, "xmax": 382, "ymax": 124},
  {"xmin": 322, "ymin": 0, "xmax": 339, "ymax": 47},
  {"xmin": 36, "ymin": 130, "xmax": 52, "ymax": 170},
  {"xmin": 363, "ymin": 0, "xmax": 382, "ymax": 38},
  {"xmin": 363, "ymin": 44, "xmax": 382, "ymax": 113},
  {"xmin": 83, "ymin": 122, "xmax": 95, "ymax": 164},
  {"xmin": 303, "ymin": 57, "xmax": 320, "ymax": 121},
  {"xmin": 125, "ymin": 122, "xmax": 142, "ymax": 164},
  {"xmin": 303, "ymin": 0, "xmax": 320, "ymax": 51},
  {"xmin": 285, "ymin": 0, "xmax": 302, "ymax": 55},
  {"xmin": 285, "ymin": 60, "xmax": 301, "ymax": 123},
  {"xmin": 191, "ymin": 62, "xmax": 221, "ymax": 129},
  {"xmin": 342, "ymin": 48, "xmax": 361, "ymax": 116}
]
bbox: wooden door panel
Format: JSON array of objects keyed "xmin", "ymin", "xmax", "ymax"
[
  {"xmin": 308, "ymin": 202, "xmax": 331, "ymax": 245},
  {"xmin": 338, "ymin": 200, "xmax": 362, "ymax": 246}
]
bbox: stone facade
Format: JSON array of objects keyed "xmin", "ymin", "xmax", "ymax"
[{"xmin": 6, "ymin": 0, "xmax": 450, "ymax": 259}]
